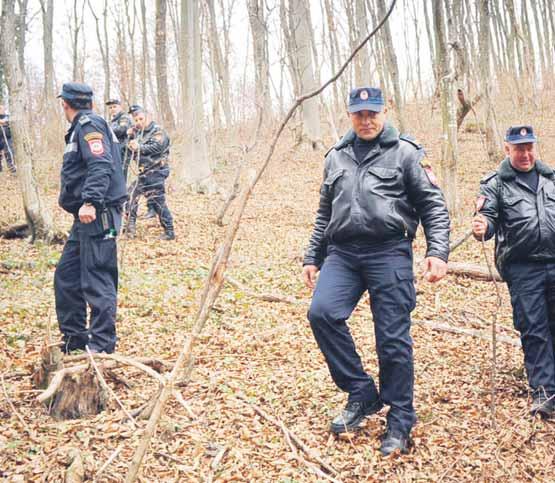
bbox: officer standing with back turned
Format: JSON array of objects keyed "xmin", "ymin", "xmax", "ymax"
[
  {"xmin": 473, "ymin": 125, "xmax": 555, "ymax": 419},
  {"xmin": 55, "ymin": 83, "xmax": 127, "ymax": 354},
  {"xmin": 303, "ymin": 87, "xmax": 450, "ymax": 455}
]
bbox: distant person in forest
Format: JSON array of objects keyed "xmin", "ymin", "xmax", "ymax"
[
  {"xmin": 0, "ymin": 104, "xmax": 16, "ymax": 173},
  {"xmin": 302, "ymin": 87, "xmax": 450, "ymax": 455},
  {"xmin": 55, "ymin": 83, "xmax": 127, "ymax": 354},
  {"xmin": 105, "ymin": 98, "xmax": 133, "ymax": 181},
  {"xmin": 472, "ymin": 125, "xmax": 555, "ymax": 419},
  {"xmin": 125, "ymin": 104, "xmax": 175, "ymax": 241}
]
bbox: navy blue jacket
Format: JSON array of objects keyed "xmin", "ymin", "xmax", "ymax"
[
  {"xmin": 130, "ymin": 121, "xmax": 170, "ymax": 176},
  {"xmin": 59, "ymin": 110, "xmax": 127, "ymax": 214}
]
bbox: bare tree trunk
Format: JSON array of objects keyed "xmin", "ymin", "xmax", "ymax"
[
  {"xmin": 70, "ymin": 0, "xmax": 85, "ymax": 82},
  {"xmin": 154, "ymin": 0, "xmax": 175, "ymax": 129},
  {"xmin": 247, "ymin": 0, "xmax": 270, "ymax": 124},
  {"xmin": 434, "ymin": 0, "xmax": 458, "ymax": 214},
  {"xmin": 88, "ymin": 0, "xmax": 111, "ymax": 106},
  {"xmin": 479, "ymin": 0, "xmax": 502, "ymax": 161},
  {"xmin": 0, "ymin": 0, "xmax": 55, "ymax": 243},
  {"xmin": 207, "ymin": 0, "xmax": 232, "ymax": 126},
  {"xmin": 286, "ymin": 0, "xmax": 322, "ymax": 148},
  {"xmin": 39, "ymin": 0, "xmax": 54, "ymax": 102},
  {"xmin": 179, "ymin": 0, "xmax": 217, "ymax": 193},
  {"xmin": 15, "ymin": 0, "xmax": 28, "ymax": 72},
  {"xmin": 376, "ymin": 0, "xmax": 406, "ymax": 132}
]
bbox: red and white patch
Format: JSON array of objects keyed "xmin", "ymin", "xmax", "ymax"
[
  {"xmin": 360, "ymin": 90, "xmax": 369, "ymax": 100},
  {"xmin": 424, "ymin": 166, "xmax": 438, "ymax": 186},
  {"xmin": 476, "ymin": 195, "xmax": 486, "ymax": 211},
  {"xmin": 520, "ymin": 128, "xmax": 527, "ymax": 136},
  {"xmin": 88, "ymin": 139, "xmax": 104, "ymax": 156}
]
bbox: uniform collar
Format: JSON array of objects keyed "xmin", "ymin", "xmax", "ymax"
[
  {"xmin": 70, "ymin": 109, "xmax": 93, "ymax": 129},
  {"xmin": 498, "ymin": 157, "xmax": 554, "ymax": 181}
]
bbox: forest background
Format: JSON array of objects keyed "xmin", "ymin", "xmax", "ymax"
[{"xmin": 1, "ymin": 0, "xmax": 555, "ymax": 481}]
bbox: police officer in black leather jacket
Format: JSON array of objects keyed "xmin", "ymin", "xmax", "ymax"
[
  {"xmin": 302, "ymin": 87, "xmax": 450, "ymax": 455},
  {"xmin": 55, "ymin": 83, "xmax": 127, "ymax": 354},
  {"xmin": 473, "ymin": 125, "xmax": 555, "ymax": 419}
]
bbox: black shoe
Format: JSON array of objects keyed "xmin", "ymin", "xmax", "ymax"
[
  {"xmin": 530, "ymin": 393, "xmax": 555, "ymax": 419},
  {"xmin": 160, "ymin": 231, "xmax": 175, "ymax": 241},
  {"xmin": 330, "ymin": 399, "xmax": 383, "ymax": 434},
  {"xmin": 380, "ymin": 428, "xmax": 411, "ymax": 456},
  {"xmin": 144, "ymin": 208, "xmax": 157, "ymax": 219}
]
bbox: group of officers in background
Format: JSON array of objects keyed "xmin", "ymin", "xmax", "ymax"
[{"xmin": 0, "ymin": 104, "xmax": 16, "ymax": 174}]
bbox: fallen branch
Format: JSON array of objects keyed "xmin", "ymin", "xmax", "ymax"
[
  {"xmin": 94, "ymin": 444, "xmax": 124, "ymax": 482},
  {"xmin": 124, "ymin": 3, "xmax": 398, "ymax": 480},
  {"xmin": 236, "ymin": 395, "xmax": 339, "ymax": 478},
  {"xmin": 86, "ymin": 347, "xmax": 138, "ymax": 428},
  {"xmin": 1, "ymin": 372, "xmax": 31, "ymax": 432},
  {"xmin": 225, "ymin": 274, "xmax": 308, "ymax": 305},
  {"xmin": 447, "ymin": 260, "xmax": 502, "ymax": 281}
]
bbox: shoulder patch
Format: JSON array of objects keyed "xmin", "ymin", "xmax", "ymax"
[
  {"xmin": 83, "ymin": 132, "xmax": 104, "ymax": 142},
  {"xmin": 420, "ymin": 159, "xmax": 439, "ymax": 186},
  {"xmin": 78, "ymin": 115, "xmax": 91, "ymax": 126},
  {"xmin": 480, "ymin": 171, "xmax": 497, "ymax": 184},
  {"xmin": 400, "ymin": 134, "xmax": 422, "ymax": 150}
]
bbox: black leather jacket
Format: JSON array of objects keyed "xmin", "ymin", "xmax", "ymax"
[
  {"xmin": 131, "ymin": 121, "xmax": 170, "ymax": 175},
  {"xmin": 304, "ymin": 124, "xmax": 450, "ymax": 266},
  {"xmin": 477, "ymin": 158, "xmax": 555, "ymax": 277}
]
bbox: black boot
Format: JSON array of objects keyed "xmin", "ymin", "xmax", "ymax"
[
  {"xmin": 330, "ymin": 399, "xmax": 383, "ymax": 434},
  {"xmin": 530, "ymin": 392, "xmax": 555, "ymax": 419},
  {"xmin": 160, "ymin": 230, "xmax": 175, "ymax": 241},
  {"xmin": 380, "ymin": 428, "xmax": 411, "ymax": 456}
]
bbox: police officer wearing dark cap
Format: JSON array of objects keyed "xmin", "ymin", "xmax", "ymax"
[
  {"xmin": 302, "ymin": 86, "xmax": 450, "ymax": 455},
  {"xmin": 473, "ymin": 125, "xmax": 555, "ymax": 419},
  {"xmin": 106, "ymin": 99, "xmax": 133, "ymax": 181},
  {"xmin": 55, "ymin": 82, "xmax": 127, "ymax": 354},
  {"xmin": 125, "ymin": 104, "xmax": 175, "ymax": 240}
]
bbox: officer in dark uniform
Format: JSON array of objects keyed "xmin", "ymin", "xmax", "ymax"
[
  {"xmin": 303, "ymin": 87, "xmax": 450, "ymax": 455},
  {"xmin": 473, "ymin": 125, "xmax": 555, "ymax": 419},
  {"xmin": 105, "ymin": 98, "xmax": 133, "ymax": 181},
  {"xmin": 55, "ymin": 83, "xmax": 127, "ymax": 354},
  {"xmin": 125, "ymin": 104, "xmax": 175, "ymax": 241},
  {"xmin": 0, "ymin": 104, "xmax": 16, "ymax": 173}
]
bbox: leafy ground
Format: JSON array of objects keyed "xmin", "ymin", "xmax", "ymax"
[{"xmin": 2, "ymin": 94, "xmax": 555, "ymax": 482}]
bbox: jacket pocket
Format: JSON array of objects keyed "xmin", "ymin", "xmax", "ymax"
[
  {"xmin": 367, "ymin": 166, "xmax": 397, "ymax": 180},
  {"xmin": 324, "ymin": 168, "xmax": 344, "ymax": 187}
]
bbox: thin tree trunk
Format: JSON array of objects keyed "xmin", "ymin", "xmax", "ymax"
[
  {"xmin": 434, "ymin": 0, "xmax": 458, "ymax": 214},
  {"xmin": 155, "ymin": 0, "xmax": 175, "ymax": 129},
  {"xmin": 0, "ymin": 0, "xmax": 55, "ymax": 243},
  {"xmin": 40, "ymin": 0, "xmax": 54, "ymax": 102}
]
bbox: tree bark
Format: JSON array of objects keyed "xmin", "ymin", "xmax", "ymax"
[
  {"xmin": 434, "ymin": 0, "xmax": 458, "ymax": 214},
  {"xmin": 179, "ymin": 0, "xmax": 217, "ymax": 193},
  {"xmin": 247, "ymin": 0, "xmax": 270, "ymax": 124},
  {"xmin": 39, "ymin": 0, "xmax": 54, "ymax": 102},
  {"xmin": 155, "ymin": 0, "xmax": 176, "ymax": 129},
  {"xmin": 0, "ymin": 0, "xmax": 55, "ymax": 243}
]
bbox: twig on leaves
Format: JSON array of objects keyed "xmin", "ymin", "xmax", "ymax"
[
  {"xmin": 1, "ymin": 372, "xmax": 31, "ymax": 432},
  {"xmin": 236, "ymin": 395, "xmax": 339, "ymax": 478},
  {"xmin": 86, "ymin": 346, "xmax": 138, "ymax": 428},
  {"xmin": 94, "ymin": 444, "xmax": 124, "ymax": 482}
]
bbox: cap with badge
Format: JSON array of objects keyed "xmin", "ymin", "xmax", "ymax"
[
  {"xmin": 105, "ymin": 99, "xmax": 121, "ymax": 106},
  {"xmin": 348, "ymin": 87, "xmax": 385, "ymax": 113},
  {"xmin": 505, "ymin": 125, "xmax": 537, "ymax": 144},
  {"xmin": 57, "ymin": 82, "xmax": 93, "ymax": 102},
  {"xmin": 128, "ymin": 104, "xmax": 144, "ymax": 115}
]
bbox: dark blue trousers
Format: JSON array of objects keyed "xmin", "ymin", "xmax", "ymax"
[
  {"xmin": 54, "ymin": 219, "xmax": 119, "ymax": 353},
  {"xmin": 308, "ymin": 239, "xmax": 416, "ymax": 434},
  {"xmin": 505, "ymin": 262, "xmax": 555, "ymax": 396}
]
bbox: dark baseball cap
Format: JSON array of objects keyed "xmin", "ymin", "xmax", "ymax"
[
  {"xmin": 57, "ymin": 82, "xmax": 93, "ymax": 101},
  {"xmin": 105, "ymin": 98, "xmax": 121, "ymax": 105},
  {"xmin": 505, "ymin": 125, "xmax": 537, "ymax": 144},
  {"xmin": 348, "ymin": 87, "xmax": 385, "ymax": 113},
  {"xmin": 128, "ymin": 104, "xmax": 144, "ymax": 115}
]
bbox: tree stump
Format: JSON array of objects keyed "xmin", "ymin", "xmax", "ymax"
[{"xmin": 32, "ymin": 345, "xmax": 108, "ymax": 420}]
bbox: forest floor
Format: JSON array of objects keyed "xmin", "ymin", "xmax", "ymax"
[{"xmin": 2, "ymin": 92, "xmax": 555, "ymax": 482}]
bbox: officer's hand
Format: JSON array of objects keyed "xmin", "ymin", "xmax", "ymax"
[
  {"xmin": 127, "ymin": 127, "xmax": 135, "ymax": 136},
  {"xmin": 472, "ymin": 214, "xmax": 488, "ymax": 238},
  {"xmin": 79, "ymin": 203, "xmax": 96, "ymax": 224},
  {"xmin": 302, "ymin": 265, "xmax": 319, "ymax": 289},
  {"xmin": 422, "ymin": 257, "xmax": 447, "ymax": 283},
  {"xmin": 128, "ymin": 140, "xmax": 138, "ymax": 151},
  {"xmin": 0, "ymin": 120, "xmax": 6, "ymax": 126}
]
